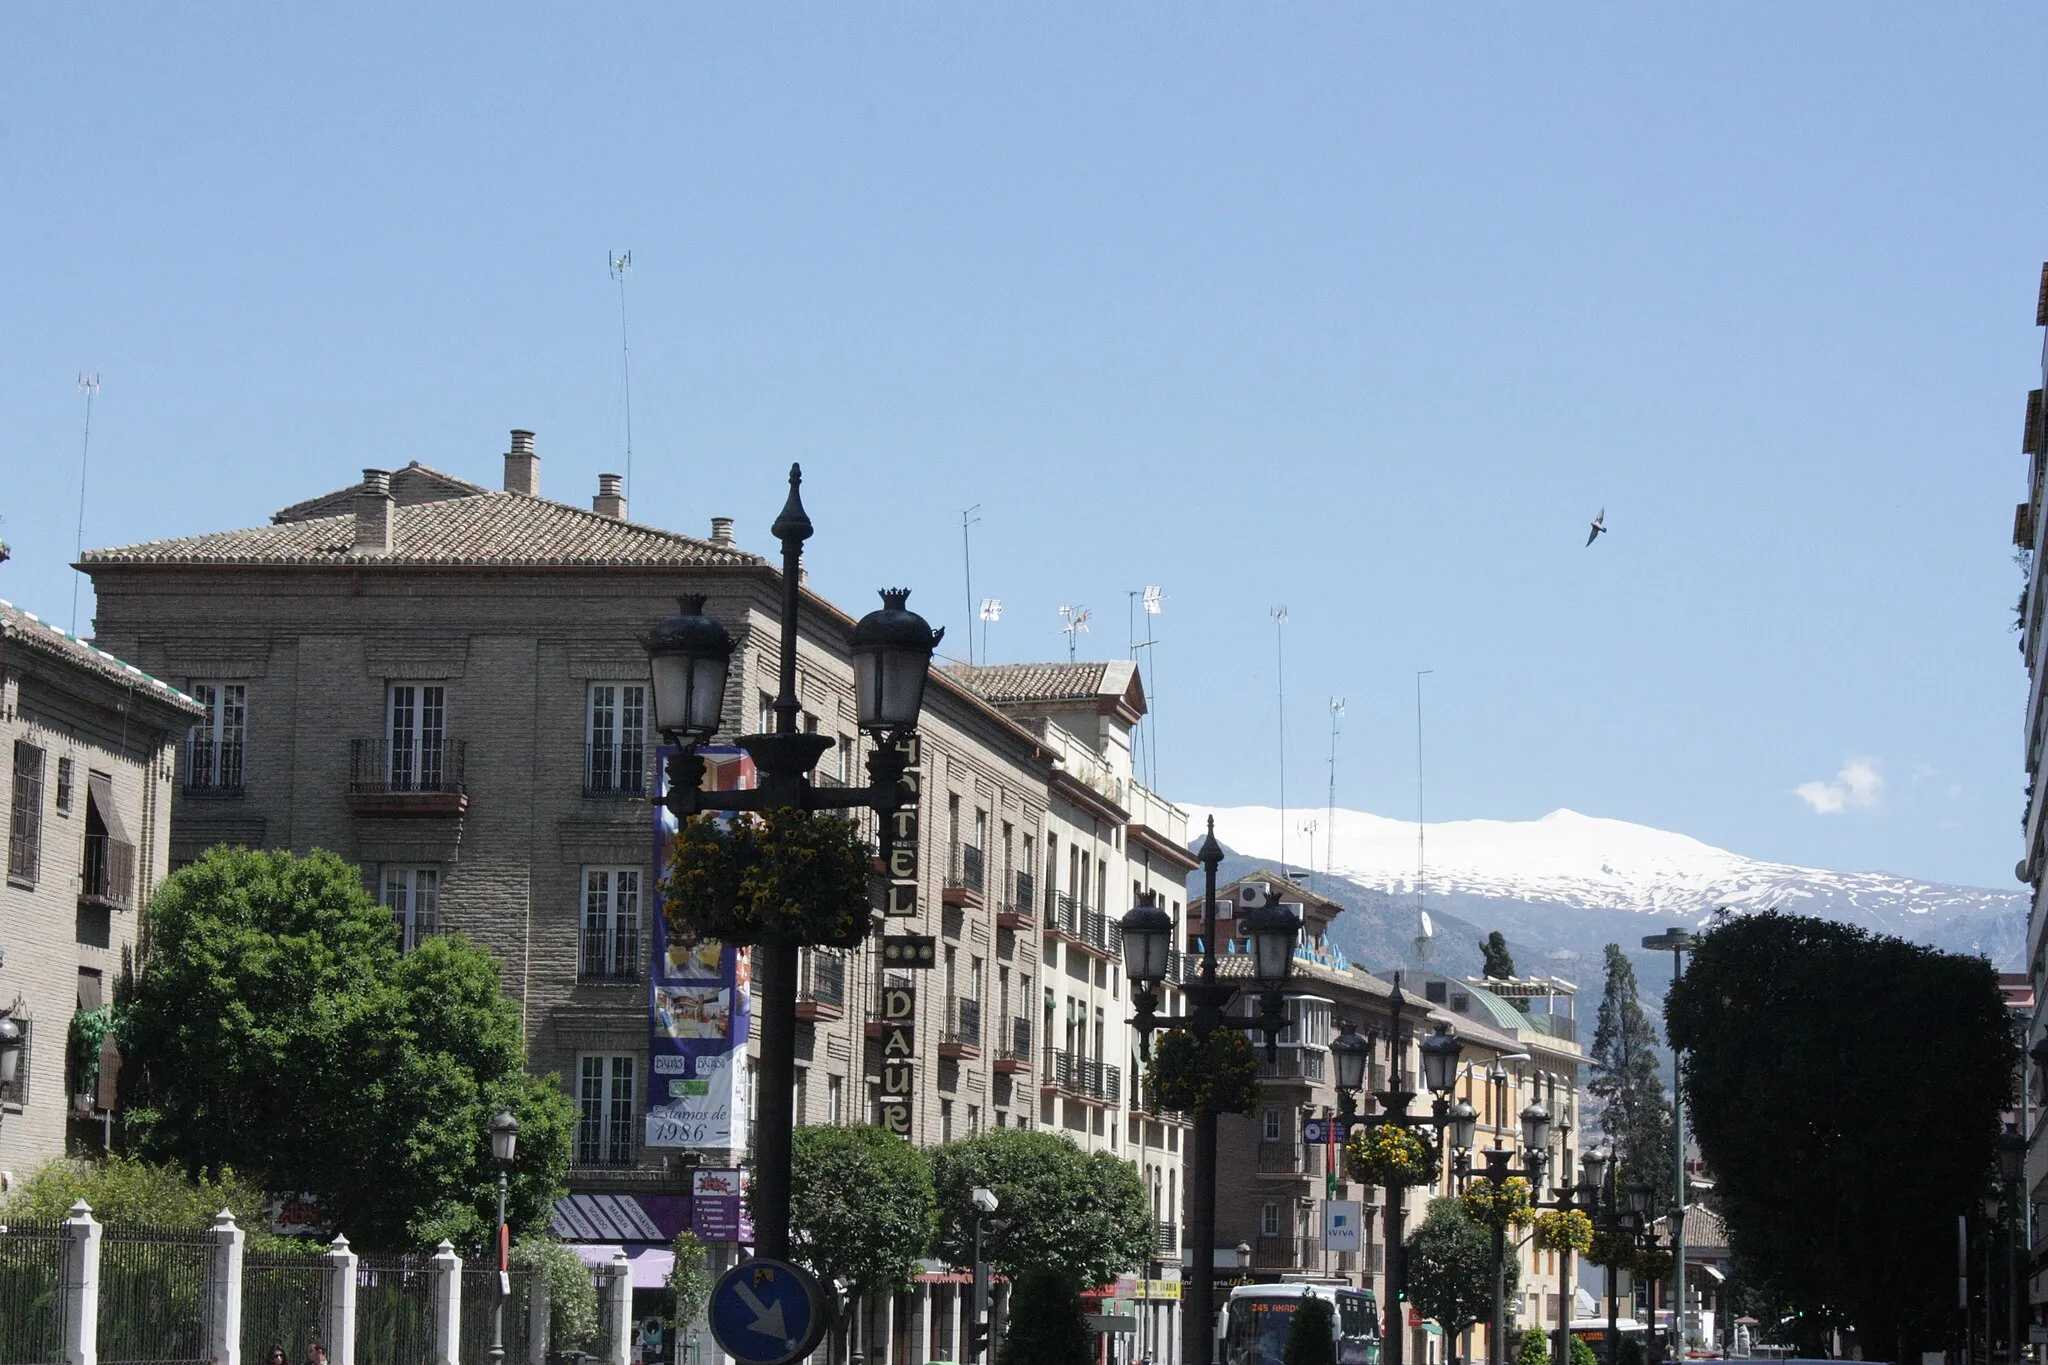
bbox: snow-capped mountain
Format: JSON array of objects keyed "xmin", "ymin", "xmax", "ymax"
[{"xmin": 1188, "ymin": 804, "xmax": 2028, "ymax": 975}]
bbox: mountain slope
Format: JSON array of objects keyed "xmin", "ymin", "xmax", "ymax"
[{"xmin": 1190, "ymin": 804, "xmax": 2027, "ymax": 975}]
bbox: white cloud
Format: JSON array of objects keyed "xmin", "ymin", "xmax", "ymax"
[{"xmin": 1794, "ymin": 758, "xmax": 1884, "ymax": 815}]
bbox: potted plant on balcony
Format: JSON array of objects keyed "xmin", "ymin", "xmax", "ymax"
[{"xmin": 666, "ymin": 809, "xmax": 875, "ymax": 949}]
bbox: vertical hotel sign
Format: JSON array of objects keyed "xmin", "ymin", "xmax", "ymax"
[{"xmin": 647, "ymin": 745, "xmax": 754, "ymax": 1152}]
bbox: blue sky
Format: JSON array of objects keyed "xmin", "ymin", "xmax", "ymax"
[{"xmin": 4, "ymin": 5, "xmax": 2042, "ymax": 889}]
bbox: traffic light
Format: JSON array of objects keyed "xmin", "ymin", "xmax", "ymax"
[{"xmin": 968, "ymin": 1317, "xmax": 991, "ymax": 1360}]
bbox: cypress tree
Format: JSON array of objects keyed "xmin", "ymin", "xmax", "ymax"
[{"xmin": 1587, "ymin": 943, "xmax": 1673, "ymax": 1210}]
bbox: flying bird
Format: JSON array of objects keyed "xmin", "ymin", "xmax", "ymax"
[{"xmin": 1585, "ymin": 508, "xmax": 1608, "ymax": 547}]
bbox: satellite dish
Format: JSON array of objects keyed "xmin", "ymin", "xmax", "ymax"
[{"xmin": 1418, "ymin": 910, "xmax": 1436, "ymax": 939}]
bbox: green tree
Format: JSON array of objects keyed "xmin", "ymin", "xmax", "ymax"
[
  {"xmin": 1405, "ymin": 1196, "xmax": 1517, "ymax": 1340},
  {"xmin": 1516, "ymin": 1328, "xmax": 1550, "ymax": 1365},
  {"xmin": 996, "ymin": 1265, "xmax": 1092, "ymax": 1365},
  {"xmin": 513, "ymin": 1237, "xmax": 601, "ymax": 1350},
  {"xmin": 1, "ymin": 1155, "xmax": 306, "ymax": 1250},
  {"xmin": 120, "ymin": 847, "xmax": 575, "ymax": 1250},
  {"xmin": 1665, "ymin": 912, "xmax": 2014, "ymax": 1362},
  {"xmin": 932, "ymin": 1129, "xmax": 1152, "ymax": 1287},
  {"xmin": 1587, "ymin": 944, "xmax": 1673, "ymax": 1211},
  {"xmin": 667, "ymin": 1230, "xmax": 713, "ymax": 1332},
  {"xmin": 1285, "ymin": 1295, "xmax": 1337, "ymax": 1365},
  {"xmin": 788, "ymin": 1123, "xmax": 937, "ymax": 1298},
  {"xmin": 1479, "ymin": 932, "xmax": 1518, "ymax": 980}
]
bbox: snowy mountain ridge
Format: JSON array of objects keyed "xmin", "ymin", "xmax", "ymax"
[{"xmin": 1188, "ymin": 804, "xmax": 2024, "ymax": 959}]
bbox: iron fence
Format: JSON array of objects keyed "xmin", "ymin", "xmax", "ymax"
[
  {"xmin": 241, "ymin": 1250, "xmax": 330, "ymax": 1363},
  {"xmin": 354, "ymin": 1255, "xmax": 436, "ymax": 1365},
  {"xmin": 98, "ymin": 1225, "xmax": 214, "ymax": 1365},
  {"xmin": 591, "ymin": 1263, "xmax": 621, "ymax": 1357},
  {"xmin": 948, "ymin": 844, "xmax": 985, "ymax": 894},
  {"xmin": 459, "ymin": 1265, "xmax": 533, "ymax": 1365},
  {"xmin": 0, "ymin": 1222, "xmax": 69, "ymax": 1365}
]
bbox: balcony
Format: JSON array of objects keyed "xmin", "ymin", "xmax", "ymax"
[
  {"xmin": 941, "ymin": 996, "xmax": 982, "ymax": 1059},
  {"xmin": 80, "ymin": 833, "xmax": 135, "ymax": 910},
  {"xmin": 797, "ymin": 948, "xmax": 847, "ymax": 1022},
  {"xmin": 1042, "ymin": 1048, "xmax": 1121, "ymax": 1106},
  {"xmin": 994, "ymin": 1016, "xmax": 1033, "ymax": 1074},
  {"xmin": 998, "ymin": 871, "xmax": 1036, "ymax": 929},
  {"xmin": 1257, "ymin": 1140, "xmax": 1326, "ymax": 1178},
  {"xmin": 1256, "ymin": 1046, "xmax": 1326, "ymax": 1084},
  {"xmin": 1156, "ymin": 1221, "xmax": 1179, "ymax": 1258},
  {"xmin": 943, "ymin": 844, "xmax": 985, "ymax": 909},
  {"xmin": 583, "ymin": 741, "xmax": 648, "ymax": 799},
  {"xmin": 347, "ymin": 738, "xmax": 468, "ymax": 816},
  {"xmin": 1045, "ymin": 893, "xmax": 1123, "ymax": 961},
  {"xmin": 183, "ymin": 738, "xmax": 243, "ymax": 798},
  {"xmin": 1252, "ymin": 1236, "xmax": 1314, "ymax": 1272}
]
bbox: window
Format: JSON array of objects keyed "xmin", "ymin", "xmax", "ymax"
[
  {"xmin": 1262, "ymin": 1109, "xmax": 1282, "ymax": 1142},
  {"xmin": 577, "ymin": 1054, "xmax": 637, "ymax": 1166},
  {"xmin": 382, "ymin": 867, "xmax": 440, "ymax": 951},
  {"xmin": 581, "ymin": 868, "xmax": 642, "ymax": 979},
  {"xmin": 1260, "ymin": 1202, "xmax": 1280, "ymax": 1237},
  {"xmin": 941, "ymin": 1098, "xmax": 954, "ymax": 1144},
  {"xmin": 757, "ymin": 691, "xmax": 775, "ymax": 735},
  {"xmin": 585, "ymin": 684, "xmax": 647, "ymax": 795},
  {"xmin": 827, "ymin": 1074, "xmax": 844, "ymax": 1125},
  {"xmin": 55, "ymin": 759, "xmax": 74, "ymax": 814},
  {"xmin": 795, "ymin": 1067, "xmax": 809, "ymax": 1127},
  {"xmin": 968, "ymin": 1103, "xmax": 981, "ymax": 1135},
  {"xmin": 0, "ymin": 1016, "xmax": 27, "ymax": 1105},
  {"xmin": 187, "ymin": 683, "xmax": 247, "ymax": 791},
  {"xmin": 9, "ymin": 741, "xmax": 45, "ymax": 884},
  {"xmin": 386, "ymin": 685, "xmax": 447, "ymax": 791}
]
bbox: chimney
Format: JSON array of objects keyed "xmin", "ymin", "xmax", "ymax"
[
  {"xmin": 504, "ymin": 429, "xmax": 539, "ymax": 496},
  {"xmin": 710, "ymin": 517, "xmax": 735, "ymax": 546},
  {"xmin": 593, "ymin": 473, "xmax": 627, "ymax": 520},
  {"xmin": 354, "ymin": 469, "xmax": 394, "ymax": 556}
]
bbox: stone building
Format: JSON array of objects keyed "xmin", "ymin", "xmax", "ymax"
[
  {"xmin": 0, "ymin": 599, "xmax": 201, "ymax": 1181},
  {"xmin": 1192, "ymin": 871, "xmax": 1585, "ymax": 1365},
  {"xmin": 81, "ymin": 434, "xmax": 1194, "ymax": 1364}
]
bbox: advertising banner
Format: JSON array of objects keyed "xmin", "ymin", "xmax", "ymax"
[
  {"xmin": 1322, "ymin": 1199, "xmax": 1363, "ymax": 1252},
  {"xmin": 691, "ymin": 1168, "xmax": 753, "ymax": 1245},
  {"xmin": 647, "ymin": 745, "xmax": 754, "ymax": 1152}
]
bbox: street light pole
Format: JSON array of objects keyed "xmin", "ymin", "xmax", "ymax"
[
  {"xmin": 1118, "ymin": 825, "xmax": 1302, "ymax": 1365},
  {"xmin": 1641, "ymin": 928, "xmax": 1696, "ymax": 1358},
  {"xmin": 487, "ymin": 1110, "xmax": 520, "ymax": 1365},
  {"xmin": 647, "ymin": 465, "xmax": 942, "ymax": 1262}
]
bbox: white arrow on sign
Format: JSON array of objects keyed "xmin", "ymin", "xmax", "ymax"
[{"xmin": 733, "ymin": 1279, "xmax": 797, "ymax": 1350}]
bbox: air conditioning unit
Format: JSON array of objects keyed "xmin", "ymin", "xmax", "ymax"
[{"xmin": 1235, "ymin": 882, "xmax": 1273, "ymax": 912}]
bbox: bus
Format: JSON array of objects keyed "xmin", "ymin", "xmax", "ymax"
[{"xmin": 1220, "ymin": 1282, "xmax": 1382, "ymax": 1365}]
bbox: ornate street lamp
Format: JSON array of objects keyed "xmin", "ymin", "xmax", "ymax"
[
  {"xmin": 1117, "ymin": 830, "xmax": 1299, "ymax": 1365},
  {"xmin": 1448, "ymin": 1099, "xmax": 1479, "ymax": 1156},
  {"xmin": 1331, "ymin": 1022, "xmax": 1373, "ymax": 1100},
  {"xmin": 1521, "ymin": 1100, "xmax": 1553, "ymax": 1157},
  {"xmin": 648, "ymin": 466, "xmax": 939, "ymax": 1262},
  {"xmin": 486, "ymin": 1109, "xmax": 520, "ymax": 1365}
]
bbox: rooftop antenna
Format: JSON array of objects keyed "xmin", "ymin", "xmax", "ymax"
[
  {"xmin": 1326, "ymin": 697, "xmax": 1345, "ymax": 880},
  {"xmin": 1272, "ymin": 605, "xmax": 1289, "ymax": 874},
  {"xmin": 978, "ymin": 597, "xmax": 1002, "ymax": 664},
  {"xmin": 1058, "ymin": 604, "xmax": 1091, "ymax": 662},
  {"xmin": 608, "ymin": 251, "xmax": 634, "ymax": 502},
  {"xmin": 961, "ymin": 505, "xmax": 982, "ymax": 663},
  {"xmin": 1298, "ymin": 818, "xmax": 1318, "ymax": 879},
  {"xmin": 70, "ymin": 372, "xmax": 100, "ymax": 635},
  {"xmin": 1128, "ymin": 586, "xmax": 1166, "ymax": 792},
  {"xmin": 1415, "ymin": 669, "xmax": 1434, "ymax": 925}
]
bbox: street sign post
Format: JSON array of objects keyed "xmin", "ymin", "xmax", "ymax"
[
  {"xmin": 1301, "ymin": 1117, "xmax": 1364, "ymax": 1145},
  {"xmin": 709, "ymin": 1258, "xmax": 829, "ymax": 1365}
]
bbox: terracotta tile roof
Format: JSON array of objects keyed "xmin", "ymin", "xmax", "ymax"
[
  {"xmin": 82, "ymin": 492, "xmax": 764, "ymax": 569},
  {"xmin": 272, "ymin": 462, "xmax": 491, "ymax": 523},
  {"xmin": 0, "ymin": 600, "xmax": 202, "ymax": 713},
  {"xmin": 946, "ymin": 660, "xmax": 1135, "ymax": 706}
]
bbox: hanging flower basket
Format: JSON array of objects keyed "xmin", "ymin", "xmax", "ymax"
[
  {"xmin": 1635, "ymin": 1248, "xmax": 1674, "ymax": 1283},
  {"xmin": 1148, "ymin": 1028, "xmax": 1261, "ymax": 1116},
  {"xmin": 1533, "ymin": 1209, "xmax": 1595, "ymax": 1254},
  {"xmin": 1461, "ymin": 1176, "xmax": 1536, "ymax": 1229},
  {"xmin": 1346, "ymin": 1123, "xmax": 1440, "ymax": 1188},
  {"xmin": 1586, "ymin": 1229, "xmax": 1639, "ymax": 1271},
  {"xmin": 664, "ymin": 808, "xmax": 875, "ymax": 948}
]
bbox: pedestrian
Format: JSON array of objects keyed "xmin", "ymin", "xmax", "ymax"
[
  {"xmin": 265, "ymin": 1346, "xmax": 288, "ymax": 1365},
  {"xmin": 304, "ymin": 1345, "xmax": 329, "ymax": 1365}
]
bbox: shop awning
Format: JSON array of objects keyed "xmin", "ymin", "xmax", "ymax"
[
  {"xmin": 571, "ymin": 1243, "xmax": 676, "ymax": 1290},
  {"xmin": 549, "ymin": 1193, "xmax": 691, "ymax": 1243}
]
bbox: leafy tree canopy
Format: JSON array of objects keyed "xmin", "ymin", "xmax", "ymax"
[
  {"xmin": 932, "ymin": 1129, "xmax": 1153, "ymax": 1287},
  {"xmin": 789, "ymin": 1123, "xmax": 936, "ymax": 1298},
  {"xmin": 120, "ymin": 846, "xmax": 575, "ymax": 1251},
  {"xmin": 1588, "ymin": 944, "xmax": 1673, "ymax": 1213},
  {"xmin": 2, "ymin": 1155, "xmax": 304, "ymax": 1251},
  {"xmin": 1285, "ymin": 1295, "xmax": 1338, "ymax": 1365},
  {"xmin": 1405, "ymin": 1195, "xmax": 1517, "ymax": 1338},
  {"xmin": 1665, "ymin": 912, "xmax": 2013, "ymax": 1361},
  {"xmin": 998, "ymin": 1264, "xmax": 1093, "ymax": 1365},
  {"xmin": 668, "ymin": 1230, "xmax": 714, "ymax": 1331},
  {"xmin": 1480, "ymin": 932, "xmax": 1518, "ymax": 980}
]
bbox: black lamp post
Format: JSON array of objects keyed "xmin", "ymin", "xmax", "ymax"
[
  {"xmin": 1446, "ymin": 1090, "xmax": 1553, "ymax": 1365},
  {"xmin": 647, "ymin": 466, "xmax": 942, "ymax": 1261},
  {"xmin": 486, "ymin": 1109, "xmax": 520, "ymax": 1365},
  {"xmin": 1518, "ymin": 1143, "xmax": 1602, "ymax": 1365},
  {"xmin": 1326, "ymin": 986, "xmax": 1466, "ymax": 1365},
  {"xmin": 1998, "ymin": 1130, "xmax": 2028, "ymax": 1365},
  {"xmin": 1118, "ymin": 824, "xmax": 1301, "ymax": 1365}
]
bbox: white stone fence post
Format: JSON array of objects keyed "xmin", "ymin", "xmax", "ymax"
[
  {"xmin": 63, "ymin": 1199, "xmax": 101, "ymax": 1365},
  {"xmin": 206, "ymin": 1209, "xmax": 245, "ymax": 1365},
  {"xmin": 431, "ymin": 1239, "xmax": 463, "ymax": 1365},
  {"xmin": 325, "ymin": 1234, "xmax": 359, "ymax": 1365},
  {"xmin": 607, "ymin": 1250, "xmax": 633, "ymax": 1365}
]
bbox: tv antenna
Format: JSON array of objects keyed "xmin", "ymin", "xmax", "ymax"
[
  {"xmin": 961, "ymin": 505, "xmax": 982, "ymax": 663},
  {"xmin": 978, "ymin": 597, "xmax": 1002, "ymax": 663},
  {"xmin": 70, "ymin": 372, "xmax": 101, "ymax": 635},
  {"xmin": 1326, "ymin": 697, "xmax": 1345, "ymax": 881},
  {"xmin": 1128, "ymin": 586, "xmax": 1166, "ymax": 792},
  {"xmin": 1058, "ymin": 604, "xmax": 1091, "ymax": 661},
  {"xmin": 609, "ymin": 251, "xmax": 634, "ymax": 502},
  {"xmin": 1272, "ymin": 605, "xmax": 1289, "ymax": 874}
]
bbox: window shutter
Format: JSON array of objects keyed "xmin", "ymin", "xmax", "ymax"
[
  {"xmin": 2037, "ymin": 262, "xmax": 2047, "ymax": 328},
  {"xmin": 2027, "ymin": 390, "xmax": 2044, "ymax": 457},
  {"xmin": 2016, "ymin": 503, "xmax": 2035, "ymax": 550}
]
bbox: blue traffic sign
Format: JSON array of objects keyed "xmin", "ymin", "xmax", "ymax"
[
  {"xmin": 710, "ymin": 1258, "xmax": 829, "ymax": 1365},
  {"xmin": 1302, "ymin": 1116, "xmax": 1365, "ymax": 1145}
]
